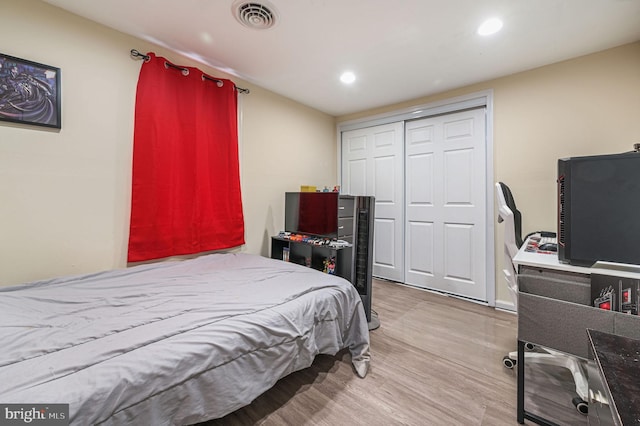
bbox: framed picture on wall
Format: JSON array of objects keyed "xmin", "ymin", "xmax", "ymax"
[{"xmin": 0, "ymin": 53, "xmax": 61, "ymax": 129}]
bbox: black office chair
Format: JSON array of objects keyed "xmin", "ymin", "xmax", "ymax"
[
  {"xmin": 497, "ymin": 182, "xmax": 524, "ymax": 248},
  {"xmin": 495, "ymin": 182, "xmax": 589, "ymax": 415}
]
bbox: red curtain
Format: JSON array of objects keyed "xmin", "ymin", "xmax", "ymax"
[{"xmin": 128, "ymin": 53, "xmax": 245, "ymax": 262}]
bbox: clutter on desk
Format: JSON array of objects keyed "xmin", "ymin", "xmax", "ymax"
[
  {"xmin": 524, "ymin": 235, "xmax": 557, "ymax": 254},
  {"xmin": 277, "ymin": 231, "xmax": 351, "ymax": 248},
  {"xmin": 299, "ymin": 185, "xmax": 341, "ymax": 192}
]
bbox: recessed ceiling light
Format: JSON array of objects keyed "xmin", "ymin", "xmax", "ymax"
[
  {"xmin": 340, "ymin": 71, "xmax": 356, "ymax": 84},
  {"xmin": 477, "ymin": 18, "xmax": 503, "ymax": 36}
]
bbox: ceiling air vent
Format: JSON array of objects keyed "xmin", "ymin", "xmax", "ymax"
[{"xmin": 233, "ymin": 1, "xmax": 278, "ymax": 30}]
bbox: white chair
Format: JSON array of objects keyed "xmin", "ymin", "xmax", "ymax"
[{"xmin": 495, "ymin": 182, "xmax": 589, "ymax": 415}]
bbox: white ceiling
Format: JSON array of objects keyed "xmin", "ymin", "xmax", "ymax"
[{"xmin": 42, "ymin": 0, "xmax": 640, "ymax": 116}]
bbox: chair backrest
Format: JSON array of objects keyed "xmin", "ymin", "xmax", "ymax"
[
  {"xmin": 496, "ymin": 182, "xmax": 523, "ymax": 248},
  {"xmin": 496, "ymin": 182, "xmax": 521, "ymax": 306}
]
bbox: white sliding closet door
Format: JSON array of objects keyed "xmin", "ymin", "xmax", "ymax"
[
  {"xmin": 405, "ymin": 108, "xmax": 487, "ymax": 301},
  {"xmin": 341, "ymin": 122, "xmax": 404, "ymax": 282}
]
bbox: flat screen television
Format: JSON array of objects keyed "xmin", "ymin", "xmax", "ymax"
[
  {"xmin": 558, "ymin": 151, "xmax": 640, "ymax": 266},
  {"xmin": 285, "ymin": 192, "xmax": 338, "ymax": 238}
]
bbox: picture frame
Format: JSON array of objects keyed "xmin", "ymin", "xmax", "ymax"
[{"xmin": 0, "ymin": 53, "xmax": 61, "ymax": 129}]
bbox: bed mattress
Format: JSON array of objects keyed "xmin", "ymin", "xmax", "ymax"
[{"xmin": 0, "ymin": 253, "xmax": 370, "ymax": 425}]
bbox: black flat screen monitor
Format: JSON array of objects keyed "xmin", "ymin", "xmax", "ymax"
[{"xmin": 285, "ymin": 192, "xmax": 338, "ymax": 238}]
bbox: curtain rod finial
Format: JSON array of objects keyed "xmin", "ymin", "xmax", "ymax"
[{"xmin": 131, "ymin": 49, "xmax": 150, "ymax": 62}]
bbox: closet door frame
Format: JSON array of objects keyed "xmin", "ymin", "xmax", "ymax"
[{"xmin": 336, "ymin": 90, "xmax": 496, "ymax": 307}]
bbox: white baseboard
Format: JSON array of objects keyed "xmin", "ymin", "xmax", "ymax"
[{"xmin": 495, "ymin": 299, "xmax": 516, "ymax": 313}]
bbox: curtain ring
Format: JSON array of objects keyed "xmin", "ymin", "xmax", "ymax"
[
  {"xmin": 201, "ymin": 74, "xmax": 224, "ymax": 87},
  {"xmin": 164, "ymin": 61, "xmax": 189, "ymax": 76}
]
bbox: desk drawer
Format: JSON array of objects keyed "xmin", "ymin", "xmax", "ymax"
[
  {"xmin": 337, "ymin": 217, "xmax": 353, "ymax": 238},
  {"xmin": 338, "ymin": 197, "xmax": 354, "ymax": 218}
]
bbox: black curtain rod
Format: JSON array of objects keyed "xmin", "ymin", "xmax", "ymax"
[
  {"xmin": 130, "ymin": 49, "xmax": 250, "ymax": 94},
  {"xmin": 130, "ymin": 49, "xmax": 150, "ymax": 61}
]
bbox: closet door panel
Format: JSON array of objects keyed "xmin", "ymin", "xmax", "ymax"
[
  {"xmin": 405, "ymin": 108, "xmax": 487, "ymax": 302},
  {"xmin": 341, "ymin": 122, "xmax": 404, "ymax": 282},
  {"xmin": 347, "ymin": 159, "xmax": 367, "ymax": 196}
]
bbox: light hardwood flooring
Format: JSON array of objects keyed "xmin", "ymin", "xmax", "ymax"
[{"xmin": 203, "ymin": 279, "xmax": 588, "ymax": 425}]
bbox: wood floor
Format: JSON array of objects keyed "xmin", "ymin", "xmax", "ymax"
[{"xmin": 202, "ymin": 279, "xmax": 588, "ymax": 425}]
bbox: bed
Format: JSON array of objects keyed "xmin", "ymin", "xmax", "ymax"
[{"xmin": 0, "ymin": 253, "xmax": 370, "ymax": 425}]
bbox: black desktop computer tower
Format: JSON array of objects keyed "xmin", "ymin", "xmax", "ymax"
[{"xmin": 557, "ymin": 151, "xmax": 640, "ymax": 266}]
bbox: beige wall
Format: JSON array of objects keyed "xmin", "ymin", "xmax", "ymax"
[
  {"xmin": 339, "ymin": 42, "xmax": 640, "ymax": 307},
  {"xmin": 2, "ymin": 1, "xmax": 638, "ymax": 308},
  {"xmin": 0, "ymin": 0, "xmax": 337, "ymax": 286}
]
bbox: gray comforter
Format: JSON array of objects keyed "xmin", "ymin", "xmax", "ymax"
[{"xmin": 0, "ymin": 253, "xmax": 370, "ymax": 425}]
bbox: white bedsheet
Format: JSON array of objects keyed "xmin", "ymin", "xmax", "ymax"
[{"xmin": 0, "ymin": 253, "xmax": 370, "ymax": 425}]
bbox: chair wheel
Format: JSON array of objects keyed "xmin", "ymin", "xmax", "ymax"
[
  {"xmin": 572, "ymin": 396, "xmax": 588, "ymax": 415},
  {"xmin": 503, "ymin": 355, "xmax": 516, "ymax": 369},
  {"xmin": 524, "ymin": 342, "xmax": 535, "ymax": 351}
]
